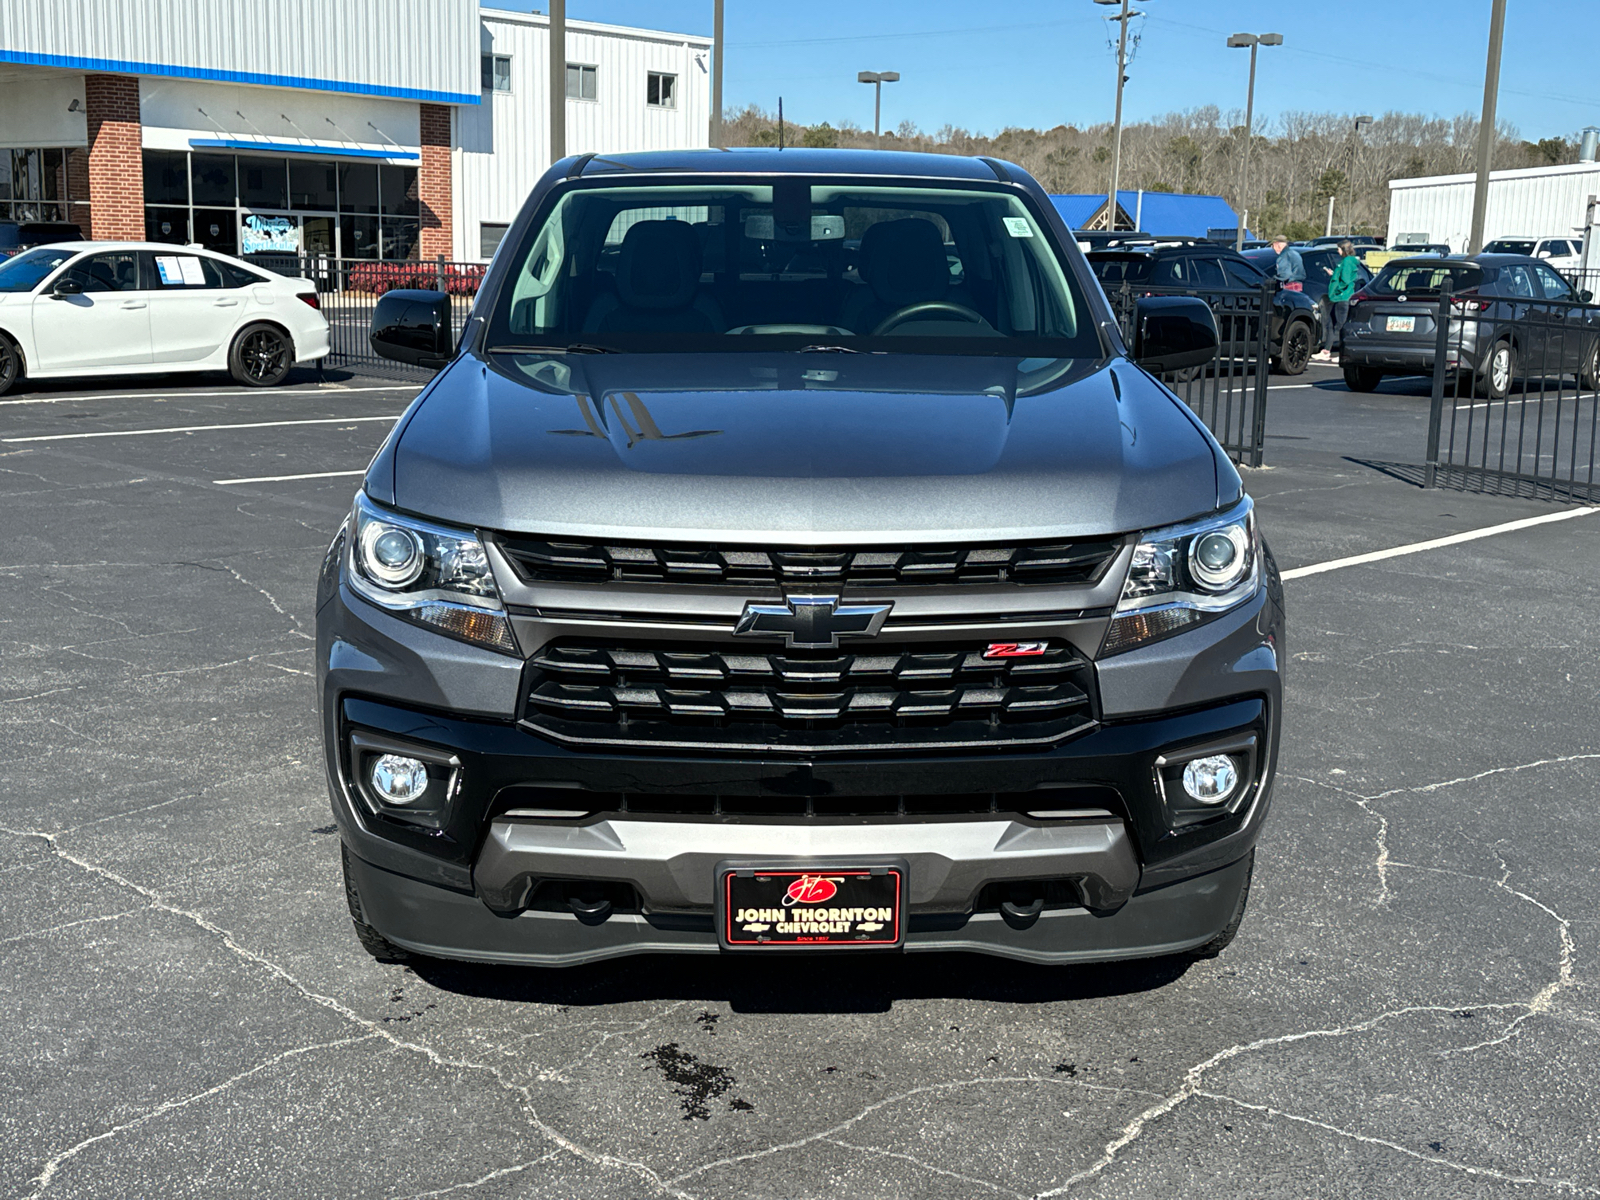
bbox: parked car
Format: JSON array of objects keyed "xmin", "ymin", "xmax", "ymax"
[
  {"xmin": 1482, "ymin": 236, "xmax": 1582, "ymax": 271},
  {"xmin": 321, "ymin": 148, "xmax": 1284, "ymax": 969},
  {"xmin": 1304, "ymin": 234, "xmax": 1383, "ymax": 248},
  {"xmin": 0, "ymin": 241, "xmax": 329, "ymax": 394},
  {"xmin": 1388, "ymin": 242, "xmax": 1451, "ymax": 256},
  {"xmin": 1087, "ymin": 241, "xmax": 1322, "ymax": 373},
  {"xmin": 1340, "ymin": 254, "xmax": 1599, "ymax": 397},
  {"xmin": 1244, "ymin": 245, "xmax": 1373, "ymax": 327},
  {"xmin": 0, "ymin": 220, "xmax": 84, "ymax": 261}
]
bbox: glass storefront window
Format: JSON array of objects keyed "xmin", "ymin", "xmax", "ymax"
[
  {"xmin": 193, "ymin": 208, "xmax": 239, "ymax": 256},
  {"xmin": 303, "ymin": 215, "xmax": 335, "ymax": 255},
  {"xmin": 338, "ymin": 214, "xmax": 380, "ymax": 259},
  {"xmin": 381, "ymin": 216, "xmax": 420, "ymax": 260},
  {"xmin": 338, "ymin": 163, "xmax": 379, "ymax": 214},
  {"xmin": 192, "ymin": 154, "xmax": 236, "ymax": 206},
  {"xmin": 290, "ymin": 160, "xmax": 337, "ymax": 211},
  {"xmin": 145, "ymin": 206, "xmax": 190, "ymax": 244},
  {"xmin": 143, "ymin": 151, "xmax": 188, "ymax": 206},
  {"xmin": 239, "ymin": 157, "xmax": 288, "ymax": 210},
  {"xmin": 379, "ymin": 166, "xmax": 419, "ymax": 216}
]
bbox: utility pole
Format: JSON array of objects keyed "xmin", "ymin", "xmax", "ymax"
[
  {"xmin": 1094, "ymin": 0, "xmax": 1140, "ymax": 229},
  {"xmin": 549, "ymin": 0, "xmax": 565, "ymax": 163},
  {"xmin": 1343, "ymin": 114, "xmax": 1373, "ymax": 236},
  {"xmin": 1227, "ymin": 31, "xmax": 1281, "ymax": 251},
  {"xmin": 1467, "ymin": 0, "xmax": 1507, "ymax": 255},
  {"xmin": 711, "ymin": 0, "xmax": 724, "ymax": 147},
  {"xmin": 857, "ymin": 71, "xmax": 900, "ymax": 149}
]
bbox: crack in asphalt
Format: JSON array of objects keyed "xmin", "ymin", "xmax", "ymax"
[
  {"xmin": 386, "ymin": 1150, "xmax": 564, "ymax": 1200},
  {"xmin": 0, "ymin": 824, "xmax": 700, "ymax": 1200}
]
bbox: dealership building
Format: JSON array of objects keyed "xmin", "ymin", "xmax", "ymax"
[{"xmin": 0, "ymin": 0, "xmax": 712, "ymax": 262}]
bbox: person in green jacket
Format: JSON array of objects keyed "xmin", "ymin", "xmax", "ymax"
[{"xmin": 1316, "ymin": 240, "xmax": 1363, "ymax": 361}]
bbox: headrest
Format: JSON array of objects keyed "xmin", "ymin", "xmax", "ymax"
[
  {"xmin": 858, "ymin": 217, "xmax": 949, "ymax": 307},
  {"xmin": 617, "ymin": 220, "xmax": 702, "ymax": 310}
]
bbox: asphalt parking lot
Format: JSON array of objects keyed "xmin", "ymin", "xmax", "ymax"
[{"xmin": 3, "ymin": 361, "xmax": 1597, "ymax": 1199}]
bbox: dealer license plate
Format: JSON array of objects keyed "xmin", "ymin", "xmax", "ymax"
[
  {"xmin": 1385, "ymin": 315, "xmax": 1416, "ymax": 333},
  {"xmin": 721, "ymin": 866, "xmax": 904, "ymax": 949}
]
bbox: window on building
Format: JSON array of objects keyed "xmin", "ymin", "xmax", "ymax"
[
  {"xmin": 3, "ymin": 148, "xmax": 69, "ymax": 221},
  {"xmin": 289, "ymin": 160, "xmax": 337, "ymax": 211},
  {"xmin": 482, "ymin": 54, "xmax": 511, "ymax": 92},
  {"xmin": 566, "ymin": 63, "xmax": 598, "ymax": 101},
  {"xmin": 647, "ymin": 72, "xmax": 676, "ymax": 108},
  {"xmin": 480, "ymin": 222, "xmax": 510, "ymax": 259},
  {"xmin": 143, "ymin": 151, "xmax": 189, "ymax": 206},
  {"xmin": 239, "ymin": 158, "xmax": 289, "ymax": 210},
  {"xmin": 379, "ymin": 165, "xmax": 419, "ymax": 217},
  {"xmin": 190, "ymin": 154, "xmax": 236, "ymax": 207}
]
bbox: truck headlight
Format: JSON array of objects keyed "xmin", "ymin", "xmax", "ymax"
[
  {"xmin": 1103, "ymin": 497, "xmax": 1259, "ymax": 656},
  {"xmin": 346, "ymin": 492, "xmax": 518, "ymax": 655}
]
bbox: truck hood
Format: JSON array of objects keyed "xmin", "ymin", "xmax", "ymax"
[{"xmin": 385, "ymin": 352, "xmax": 1221, "ymax": 543}]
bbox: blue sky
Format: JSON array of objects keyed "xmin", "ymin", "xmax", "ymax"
[{"xmin": 487, "ymin": 0, "xmax": 1596, "ymax": 141}]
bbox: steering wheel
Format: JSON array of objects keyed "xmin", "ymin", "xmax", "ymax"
[{"xmin": 871, "ymin": 301, "xmax": 988, "ymax": 336}]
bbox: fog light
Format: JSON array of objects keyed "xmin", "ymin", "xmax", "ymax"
[
  {"xmin": 1182, "ymin": 755, "xmax": 1238, "ymax": 805},
  {"xmin": 370, "ymin": 754, "xmax": 429, "ymax": 805}
]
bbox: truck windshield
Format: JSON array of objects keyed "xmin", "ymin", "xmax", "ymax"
[
  {"xmin": 485, "ymin": 180, "xmax": 1101, "ymax": 357},
  {"xmin": 0, "ymin": 246, "xmax": 78, "ymax": 293}
]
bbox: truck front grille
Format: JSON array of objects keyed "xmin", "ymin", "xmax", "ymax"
[
  {"xmin": 521, "ymin": 638, "xmax": 1098, "ymax": 753},
  {"xmin": 496, "ymin": 535, "xmax": 1122, "ymax": 590}
]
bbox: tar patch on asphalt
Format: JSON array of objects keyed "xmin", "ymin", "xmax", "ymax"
[{"xmin": 640, "ymin": 1042, "xmax": 750, "ymax": 1120}]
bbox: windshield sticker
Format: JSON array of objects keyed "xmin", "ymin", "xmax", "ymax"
[{"xmin": 1003, "ymin": 217, "xmax": 1034, "ymax": 238}]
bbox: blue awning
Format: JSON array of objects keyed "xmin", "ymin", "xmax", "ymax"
[{"xmin": 188, "ymin": 138, "xmax": 418, "ymax": 162}]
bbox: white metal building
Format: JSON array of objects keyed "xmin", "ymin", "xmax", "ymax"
[
  {"xmin": 1387, "ymin": 160, "xmax": 1600, "ymax": 254},
  {"xmin": 0, "ymin": 0, "xmax": 711, "ymax": 263},
  {"xmin": 464, "ymin": 10, "xmax": 712, "ymax": 261}
]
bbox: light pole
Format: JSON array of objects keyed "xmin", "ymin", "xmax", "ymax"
[
  {"xmin": 711, "ymin": 0, "xmax": 724, "ymax": 147},
  {"xmin": 1341, "ymin": 114, "xmax": 1373, "ymax": 235},
  {"xmin": 1227, "ymin": 31, "xmax": 1281, "ymax": 251},
  {"xmin": 1094, "ymin": 0, "xmax": 1146, "ymax": 230},
  {"xmin": 857, "ymin": 71, "xmax": 899, "ymax": 149},
  {"xmin": 1468, "ymin": 0, "xmax": 1508, "ymax": 254}
]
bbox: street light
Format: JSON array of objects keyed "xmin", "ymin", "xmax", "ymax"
[
  {"xmin": 1227, "ymin": 31, "xmax": 1282, "ymax": 251},
  {"xmin": 1094, "ymin": 0, "xmax": 1149, "ymax": 231},
  {"xmin": 1338, "ymin": 114, "xmax": 1374, "ymax": 236},
  {"xmin": 857, "ymin": 71, "xmax": 900, "ymax": 149}
]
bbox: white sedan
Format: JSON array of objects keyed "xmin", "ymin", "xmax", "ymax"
[{"xmin": 0, "ymin": 241, "xmax": 330, "ymax": 395}]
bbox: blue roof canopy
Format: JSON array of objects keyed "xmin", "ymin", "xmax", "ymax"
[{"xmin": 1050, "ymin": 190, "xmax": 1242, "ymax": 237}]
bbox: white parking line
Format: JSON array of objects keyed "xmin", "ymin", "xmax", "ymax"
[
  {"xmin": 214, "ymin": 469, "xmax": 368, "ymax": 486},
  {"xmin": 3, "ymin": 415, "xmax": 401, "ymax": 443},
  {"xmin": 1281, "ymin": 506, "xmax": 1599, "ymax": 580},
  {"xmin": 0, "ymin": 384, "xmax": 418, "ymax": 407}
]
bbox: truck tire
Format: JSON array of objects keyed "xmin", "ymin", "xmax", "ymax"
[{"xmin": 342, "ymin": 843, "xmax": 409, "ymax": 963}]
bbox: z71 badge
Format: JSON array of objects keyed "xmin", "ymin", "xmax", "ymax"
[{"xmin": 983, "ymin": 641, "xmax": 1048, "ymax": 658}]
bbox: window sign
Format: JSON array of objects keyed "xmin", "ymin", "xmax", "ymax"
[
  {"xmin": 155, "ymin": 255, "xmax": 209, "ymax": 286},
  {"xmin": 241, "ymin": 214, "xmax": 300, "ymax": 254}
]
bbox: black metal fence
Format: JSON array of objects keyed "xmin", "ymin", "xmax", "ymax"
[
  {"xmin": 1423, "ymin": 284, "xmax": 1600, "ymax": 501},
  {"xmin": 1108, "ymin": 281, "xmax": 1275, "ymax": 468},
  {"xmin": 258, "ymin": 254, "xmax": 483, "ymax": 374}
]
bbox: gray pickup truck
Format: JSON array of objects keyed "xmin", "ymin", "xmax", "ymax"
[{"xmin": 316, "ymin": 148, "xmax": 1284, "ymax": 969}]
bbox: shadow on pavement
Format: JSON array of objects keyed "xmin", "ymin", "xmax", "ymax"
[{"xmin": 410, "ymin": 949, "xmax": 1195, "ymax": 1013}]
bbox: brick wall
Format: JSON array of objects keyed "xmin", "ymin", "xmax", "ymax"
[
  {"xmin": 418, "ymin": 103, "xmax": 452, "ymax": 259},
  {"xmin": 85, "ymin": 74, "xmax": 143, "ymax": 240}
]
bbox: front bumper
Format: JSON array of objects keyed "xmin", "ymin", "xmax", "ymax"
[{"xmin": 317, "ymin": 544, "xmax": 1284, "ymax": 966}]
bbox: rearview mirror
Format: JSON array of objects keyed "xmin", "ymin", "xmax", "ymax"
[
  {"xmin": 1130, "ymin": 296, "xmax": 1218, "ymax": 374},
  {"xmin": 51, "ymin": 277, "xmax": 83, "ymax": 296},
  {"xmin": 370, "ymin": 289, "xmax": 453, "ymax": 368}
]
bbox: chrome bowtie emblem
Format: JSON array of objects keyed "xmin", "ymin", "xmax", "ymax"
[{"xmin": 734, "ymin": 594, "xmax": 892, "ymax": 648}]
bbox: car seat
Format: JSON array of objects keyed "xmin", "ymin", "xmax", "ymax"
[
  {"xmin": 582, "ymin": 220, "xmax": 723, "ymax": 333},
  {"xmin": 838, "ymin": 217, "xmax": 951, "ymax": 334}
]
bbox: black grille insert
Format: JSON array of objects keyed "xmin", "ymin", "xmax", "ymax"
[
  {"xmin": 496, "ymin": 536, "xmax": 1122, "ymax": 590},
  {"xmin": 521, "ymin": 638, "xmax": 1098, "ymax": 752}
]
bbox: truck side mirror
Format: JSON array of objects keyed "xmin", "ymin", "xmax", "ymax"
[
  {"xmin": 370, "ymin": 289, "xmax": 454, "ymax": 368},
  {"xmin": 1131, "ymin": 296, "xmax": 1219, "ymax": 374}
]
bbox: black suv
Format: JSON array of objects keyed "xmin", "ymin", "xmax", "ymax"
[{"xmin": 1087, "ymin": 242, "xmax": 1321, "ymax": 374}]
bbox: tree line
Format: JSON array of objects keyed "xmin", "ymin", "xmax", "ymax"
[{"xmin": 723, "ymin": 105, "xmax": 1580, "ymax": 239}]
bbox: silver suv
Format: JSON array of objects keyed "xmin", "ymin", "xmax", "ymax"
[{"xmin": 316, "ymin": 149, "xmax": 1284, "ymax": 968}]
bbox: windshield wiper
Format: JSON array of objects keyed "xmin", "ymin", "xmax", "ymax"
[
  {"xmin": 486, "ymin": 343, "xmax": 616, "ymax": 355},
  {"xmin": 795, "ymin": 344, "xmax": 861, "ymax": 354}
]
